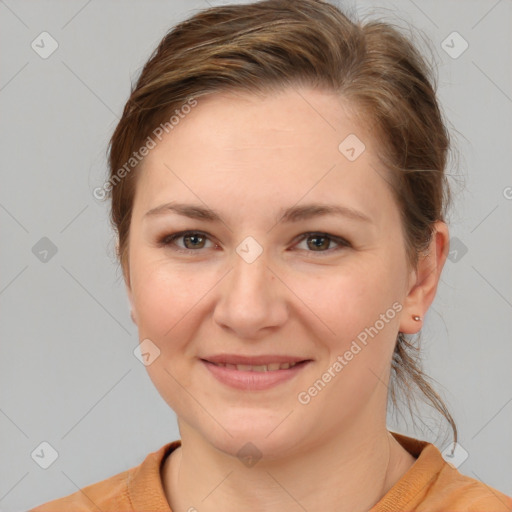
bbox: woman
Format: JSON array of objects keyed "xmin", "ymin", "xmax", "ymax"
[{"xmin": 31, "ymin": 0, "xmax": 512, "ymax": 510}]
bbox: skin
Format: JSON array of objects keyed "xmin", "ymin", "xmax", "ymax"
[{"xmin": 125, "ymin": 87, "xmax": 449, "ymax": 512}]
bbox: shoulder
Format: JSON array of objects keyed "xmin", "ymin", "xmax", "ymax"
[
  {"xmin": 28, "ymin": 442, "xmax": 180, "ymax": 512},
  {"xmin": 423, "ymin": 462, "xmax": 512, "ymax": 511},
  {"xmin": 28, "ymin": 467, "xmax": 132, "ymax": 511},
  {"xmin": 379, "ymin": 432, "xmax": 512, "ymax": 512}
]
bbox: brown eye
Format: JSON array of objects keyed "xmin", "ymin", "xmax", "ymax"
[
  {"xmin": 159, "ymin": 231, "xmax": 215, "ymax": 252},
  {"xmin": 295, "ymin": 232, "xmax": 350, "ymax": 255},
  {"xmin": 181, "ymin": 233, "xmax": 207, "ymax": 249},
  {"xmin": 306, "ymin": 235, "xmax": 331, "ymax": 251}
]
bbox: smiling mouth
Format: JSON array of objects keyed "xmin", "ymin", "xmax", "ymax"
[
  {"xmin": 201, "ymin": 358, "xmax": 312, "ymax": 390},
  {"xmin": 206, "ymin": 361, "xmax": 305, "ymax": 372}
]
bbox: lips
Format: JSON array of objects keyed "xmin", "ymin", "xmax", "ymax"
[
  {"xmin": 201, "ymin": 353, "xmax": 311, "ymax": 369},
  {"xmin": 208, "ymin": 361, "xmax": 301, "ymax": 372},
  {"xmin": 201, "ymin": 356, "xmax": 312, "ymax": 390}
]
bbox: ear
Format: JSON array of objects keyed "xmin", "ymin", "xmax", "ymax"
[{"xmin": 399, "ymin": 221, "xmax": 449, "ymax": 334}]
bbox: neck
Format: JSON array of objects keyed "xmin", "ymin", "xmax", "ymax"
[{"xmin": 162, "ymin": 422, "xmax": 415, "ymax": 512}]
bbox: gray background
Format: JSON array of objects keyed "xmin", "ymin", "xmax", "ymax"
[{"xmin": 1, "ymin": 0, "xmax": 511, "ymax": 510}]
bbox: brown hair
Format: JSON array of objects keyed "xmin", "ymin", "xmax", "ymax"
[{"xmin": 106, "ymin": 0, "xmax": 457, "ymax": 445}]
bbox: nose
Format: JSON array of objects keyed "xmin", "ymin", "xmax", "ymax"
[{"xmin": 213, "ymin": 247, "xmax": 288, "ymax": 339}]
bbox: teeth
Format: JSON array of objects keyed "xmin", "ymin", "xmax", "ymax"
[{"xmin": 211, "ymin": 361, "xmax": 300, "ymax": 371}]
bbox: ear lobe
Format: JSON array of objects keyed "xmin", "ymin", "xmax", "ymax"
[{"xmin": 399, "ymin": 221, "xmax": 450, "ymax": 334}]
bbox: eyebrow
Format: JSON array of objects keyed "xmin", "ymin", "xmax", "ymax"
[{"xmin": 144, "ymin": 201, "xmax": 373, "ymax": 224}]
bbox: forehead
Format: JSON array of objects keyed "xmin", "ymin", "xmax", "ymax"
[{"xmin": 134, "ymin": 88, "xmax": 396, "ymax": 223}]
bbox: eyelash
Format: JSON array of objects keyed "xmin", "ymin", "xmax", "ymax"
[{"xmin": 157, "ymin": 230, "xmax": 351, "ymax": 256}]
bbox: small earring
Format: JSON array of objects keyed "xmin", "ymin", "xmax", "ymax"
[{"xmin": 412, "ymin": 315, "xmax": 421, "ymax": 321}]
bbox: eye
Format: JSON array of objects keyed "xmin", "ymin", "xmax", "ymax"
[
  {"xmin": 158, "ymin": 231, "xmax": 217, "ymax": 253},
  {"xmin": 158, "ymin": 230, "xmax": 350, "ymax": 256},
  {"xmin": 294, "ymin": 232, "xmax": 351, "ymax": 255}
]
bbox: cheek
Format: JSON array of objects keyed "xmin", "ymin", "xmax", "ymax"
[
  {"xmin": 131, "ymin": 263, "xmax": 201, "ymax": 406},
  {"xmin": 301, "ymin": 268, "xmax": 402, "ymax": 410},
  {"xmin": 313, "ymin": 269, "xmax": 403, "ymax": 401},
  {"xmin": 305, "ymin": 261, "xmax": 402, "ymax": 336},
  {"xmin": 132, "ymin": 262, "xmax": 196, "ymax": 341}
]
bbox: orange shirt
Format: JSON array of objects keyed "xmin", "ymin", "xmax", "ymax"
[{"xmin": 30, "ymin": 431, "xmax": 512, "ymax": 511}]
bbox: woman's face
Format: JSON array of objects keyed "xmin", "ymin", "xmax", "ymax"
[{"xmin": 126, "ymin": 87, "xmax": 422, "ymax": 458}]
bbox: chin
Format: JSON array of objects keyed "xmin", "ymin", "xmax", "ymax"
[
  {"xmin": 209, "ymin": 432, "xmax": 296, "ymax": 463},
  {"xmin": 197, "ymin": 414, "xmax": 305, "ymax": 462}
]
